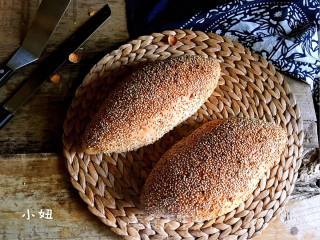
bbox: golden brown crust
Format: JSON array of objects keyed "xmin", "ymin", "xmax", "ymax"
[
  {"xmin": 141, "ymin": 118, "xmax": 287, "ymax": 221},
  {"xmin": 81, "ymin": 56, "xmax": 221, "ymax": 154}
]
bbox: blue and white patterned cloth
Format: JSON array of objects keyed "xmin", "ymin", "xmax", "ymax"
[{"xmin": 125, "ymin": 0, "xmax": 320, "ymax": 89}]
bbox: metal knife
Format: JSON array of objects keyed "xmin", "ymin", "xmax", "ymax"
[
  {"xmin": 0, "ymin": 4, "xmax": 111, "ymax": 129},
  {"xmin": 0, "ymin": 0, "xmax": 71, "ymax": 87}
]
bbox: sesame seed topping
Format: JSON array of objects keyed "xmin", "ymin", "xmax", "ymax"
[
  {"xmin": 141, "ymin": 118, "xmax": 287, "ymax": 221},
  {"xmin": 82, "ymin": 56, "xmax": 220, "ymax": 154}
]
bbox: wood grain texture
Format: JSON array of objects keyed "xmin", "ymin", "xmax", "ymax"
[
  {"xmin": 292, "ymin": 149, "xmax": 320, "ymax": 200},
  {"xmin": 0, "ymin": 154, "xmax": 319, "ymax": 240},
  {"xmin": 0, "ymin": 0, "xmax": 318, "ymax": 154},
  {"xmin": 0, "ymin": 154, "xmax": 120, "ymax": 240},
  {"xmin": 0, "ymin": 0, "xmax": 128, "ymax": 154},
  {"xmin": 283, "ymin": 76, "xmax": 318, "ymax": 149},
  {"xmin": 257, "ymin": 195, "xmax": 320, "ymax": 240}
]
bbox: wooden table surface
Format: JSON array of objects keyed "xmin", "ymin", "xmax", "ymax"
[{"xmin": 0, "ymin": 0, "xmax": 319, "ymax": 239}]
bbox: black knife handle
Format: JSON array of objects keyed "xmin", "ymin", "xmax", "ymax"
[
  {"xmin": 0, "ymin": 4, "xmax": 111, "ymax": 129},
  {"xmin": 0, "ymin": 65, "xmax": 13, "ymax": 88},
  {"xmin": 0, "ymin": 107, "xmax": 14, "ymax": 129}
]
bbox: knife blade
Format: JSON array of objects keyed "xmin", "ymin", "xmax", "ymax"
[
  {"xmin": 0, "ymin": 4, "xmax": 111, "ymax": 129},
  {"xmin": 0, "ymin": 0, "xmax": 71, "ymax": 87}
]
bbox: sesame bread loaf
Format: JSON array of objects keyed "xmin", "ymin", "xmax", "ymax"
[
  {"xmin": 141, "ymin": 118, "xmax": 287, "ymax": 221},
  {"xmin": 81, "ymin": 56, "xmax": 220, "ymax": 154}
]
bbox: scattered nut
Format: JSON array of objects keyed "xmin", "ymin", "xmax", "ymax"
[
  {"xmin": 50, "ymin": 73, "xmax": 61, "ymax": 84},
  {"xmin": 88, "ymin": 10, "xmax": 96, "ymax": 16},
  {"xmin": 168, "ymin": 35, "xmax": 177, "ymax": 46},
  {"xmin": 68, "ymin": 52, "xmax": 81, "ymax": 63}
]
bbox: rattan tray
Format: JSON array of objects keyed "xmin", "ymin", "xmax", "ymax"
[{"xmin": 63, "ymin": 30, "xmax": 304, "ymax": 239}]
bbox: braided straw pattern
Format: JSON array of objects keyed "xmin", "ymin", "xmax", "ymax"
[{"xmin": 63, "ymin": 30, "xmax": 304, "ymax": 239}]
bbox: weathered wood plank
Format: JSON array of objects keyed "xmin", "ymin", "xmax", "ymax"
[
  {"xmin": 283, "ymin": 76, "xmax": 319, "ymax": 150},
  {"xmin": 0, "ymin": 154, "xmax": 120, "ymax": 240},
  {"xmin": 257, "ymin": 195, "xmax": 320, "ymax": 240},
  {"xmin": 0, "ymin": 0, "xmax": 128, "ymax": 154},
  {"xmin": 292, "ymin": 149, "xmax": 320, "ymax": 200},
  {"xmin": 0, "ymin": 0, "xmax": 129, "ymax": 60},
  {"xmin": 0, "ymin": 153, "xmax": 319, "ymax": 239}
]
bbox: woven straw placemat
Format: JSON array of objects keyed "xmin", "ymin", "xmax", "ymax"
[{"xmin": 63, "ymin": 30, "xmax": 304, "ymax": 240}]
